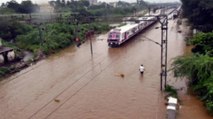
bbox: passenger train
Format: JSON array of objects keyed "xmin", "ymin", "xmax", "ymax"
[{"xmin": 107, "ymin": 16, "xmax": 157, "ymax": 46}]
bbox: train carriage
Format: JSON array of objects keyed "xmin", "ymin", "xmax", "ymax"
[
  {"xmin": 108, "ymin": 23, "xmax": 139, "ymax": 46},
  {"xmin": 108, "ymin": 16, "xmax": 157, "ymax": 47}
]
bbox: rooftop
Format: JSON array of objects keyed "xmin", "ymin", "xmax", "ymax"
[{"xmin": 0, "ymin": 46, "xmax": 13, "ymax": 54}]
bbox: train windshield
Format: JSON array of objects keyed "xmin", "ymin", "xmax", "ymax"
[{"xmin": 109, "ymin": 32, "xmax": 120, "ymax": 39}]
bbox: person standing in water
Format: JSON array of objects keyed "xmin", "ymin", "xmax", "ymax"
[{"xmin": 139, "ymin": 64, "xmax": 145, "ymax": 74}]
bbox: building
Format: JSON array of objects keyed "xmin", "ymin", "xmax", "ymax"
[{"xmin": 0, "ymin": 38, "xmax": 15, "ymax": 64}]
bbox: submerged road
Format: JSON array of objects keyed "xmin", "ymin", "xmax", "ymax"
[{"xmin": 0, "ymin": 19, "xmax": 189, "ymax": 119}]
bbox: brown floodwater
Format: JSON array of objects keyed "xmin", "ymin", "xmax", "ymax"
[{"xmin": 0, "ymin": 19, "xmax": 212, "ymax": 119}]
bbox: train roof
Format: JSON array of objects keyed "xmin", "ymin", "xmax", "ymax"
[
  {"xmin": 110, "ymin": 23, "xmax": 139, "ymax": 33},
  {"xmin": 138, "ymin": 16, "xmax": 156, "ymax": 21}
]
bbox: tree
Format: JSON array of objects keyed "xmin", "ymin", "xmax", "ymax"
[
  {"xmin": 5, "ymin": 0, "xmax": 39, "ymax": 13},
  {"xmin": 117, "ymin": 1, "xmax": 131, "ymax": 8},
  {"xmin": 181, "ymin": 0, "xmax": 213, "ymax": 32},
  {"xmin": 6, "ymin": 0, "xmax": 20, "ymax": 12},
  {"xmin": 19, "ymin": 0, "xmax": 39, "ymax": 13},
  {"xmin": 190, "ymin": 32, "xmax": 213, "ymax": 56},
  {"xmin": 79, "ymin": 0, "xmax": 90, "ymax": 7},
  {"xmin": 0, "ymin": 19, "xmax": 33, "ymax": 42},
  {"xmin": 172, "ymin": 31, "xmax": 213, "ymax": 114},
  {"xmin": 172, "ymin": 54, "xmax": 213, "ymax": 114},
  {"xmin": 61, "ymin": 0, "xmax": 65, "ymax": 7},
  {"xmin": 1, "ymin": 3, "xmax": 6, "ymax": 7}
]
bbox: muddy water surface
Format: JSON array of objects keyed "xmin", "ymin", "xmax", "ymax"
[{"xmin": 0, "ymin": 19, "xmax": 212, "ymax": 119}]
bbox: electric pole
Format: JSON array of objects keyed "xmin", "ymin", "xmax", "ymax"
[{"xmin": 158, "ymin": 15, "xmax": 168, "ymax": 91}]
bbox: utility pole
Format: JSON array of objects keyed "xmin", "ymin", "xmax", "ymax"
[
  {"xmin": 86, "ymin": 30, "xmax": 94, "ymax": 56},
  {"xmin": 158, "ymin": 15, "xmax": 168, "ymax": 91},
  {"xmin": 38, "ymin": 24, "xmax": 43, "ymax": 48},
  {"xmin": 89, "ymin": 33, "xmax": 93, "ymax": 56}
]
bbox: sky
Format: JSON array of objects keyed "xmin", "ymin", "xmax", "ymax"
[{"xmin": 0, "ymin": 0, "xmax": 180, "ymax": 5}]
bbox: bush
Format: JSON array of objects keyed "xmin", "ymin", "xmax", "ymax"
[
  {"xmin": 190, "ymin": 32, "xmax": 213, "ymax": 56},
  {"xmin": 15, "ymin": 22, "xmax": 109, "ymax": 54},
  {"xmin": 165, "ymin": 85, "xmax": 178, "ymax": 98},
  {"xmin": 206, "ymin": 101, "xmax": 213, "ymax": 114},
  {"xmin": 0, "ymin": 67, "xmax": 11, "ymax": 77},
  {"xmin": 0, "ymin": 20, "xmax": 33, "ymax": 42},
  {"xmin": 172, "ymin": 54, "xmax": 213, "ymax": 114}
]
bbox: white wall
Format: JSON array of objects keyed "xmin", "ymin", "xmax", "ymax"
[{"xmin": 7, "ymin": 51, "xmax": 15, "ymax": 61}]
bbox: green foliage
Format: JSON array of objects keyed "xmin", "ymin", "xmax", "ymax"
[
  {"xmin": 49, "ymin": 0, "xmax": 145, "ymax": 17},
  {"xmin": 89, "ymin": 3, "xmax": 111, "ymax": 10},
  {"xmin": 4, "ymin": 0, "xmax": 39, "ymax": 13},
  {"xmin": 15, "ymin": 22, "xmax": 109, "ymax": 54},
  {"xmin": 2, "ymin": 40, "xmax": 19, "ymax": 52},
  {"xmin": 172, "ymin": 55, "xmax": 213, "ymax": 81},
  {"xmin": 172, "ymin": 30, "xmax": 213, "ymax": 114},
  {"xmin": 190, "ymin": 32, "xmax": 213, "ymax": 56},
  {"xmin": 0, "ymin": 7, "xmax": 15, "ymax": 14},
  {"xmin": 88, "ymin": 4, "xmax": 138, "ymax": 17},
  {"xmin": 15, "ymin": 23, "xmax": 74, "ymax": 54},
  {"xmin": 19, "ymin": 0, "xmax": 40, "ymax": 13},
  {"xmin": 165, "ymin": 85, "xmax": 178, "ymax": 98},
  {"xmin": 172, "ymin": 54, "xmax": 213, "ymax": 114},
  {"xmin": 206, "ymin": 100, "xmax": 213, "ymax": 114},
  {"xmin": 0, "ymin": 67, "xmax": 11, "ymax": 77},
  {"xmin": 89, "ymin": 23, "xmax": 110, "ymax": 33},
  {"xmin": 16, "ymin": 29, "xmax": 40, "ymax": 52},
  {"xmin": 50, "ymin": 0, "xmax": 89, "ymax": 12},
  {"xmin": 0, "ymin": 19, "xmax": 33, "ymax": 42},
  {"xmin": 181, "ymin": 0, "xmax": 213, "ymax": 32},
  {"xmin": 42, "ymin": 27, "xmax": 73, "ymax": 54}
]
